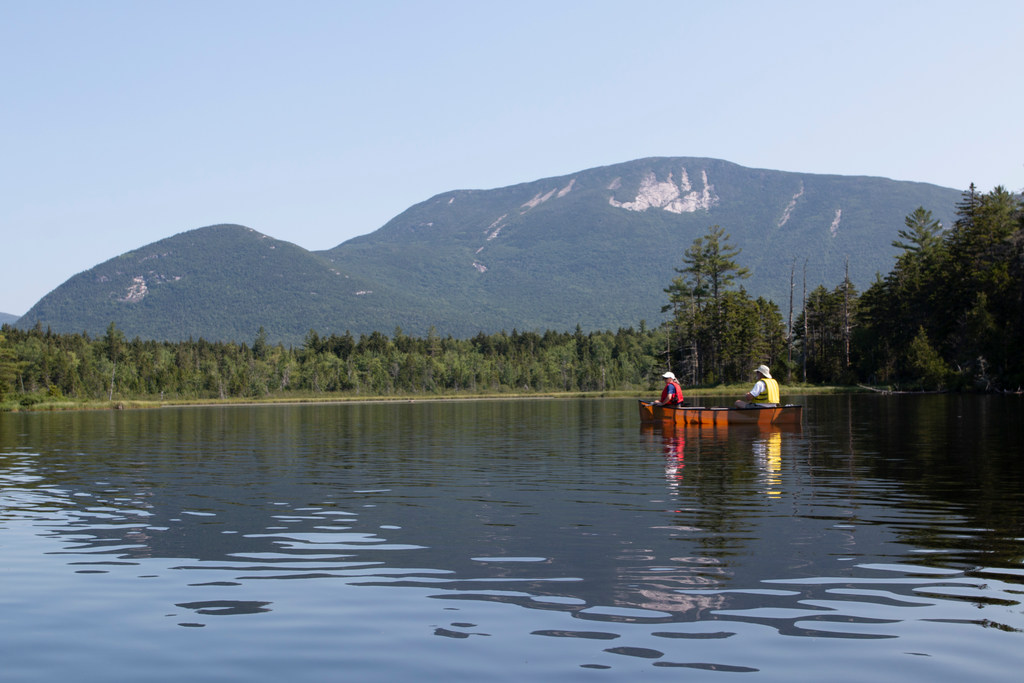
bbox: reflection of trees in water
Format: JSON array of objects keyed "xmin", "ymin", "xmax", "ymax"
[
  {"xmin": 6, "ymin": 395, "xmax": 1023, "ymax": 632},
  {"xmin": 8, "ymin": 435, "xmax": 740, "ymax": 625},
  {"xmin": 804, "ymin": 394, "xmax": 1024, "ymax": 567}
]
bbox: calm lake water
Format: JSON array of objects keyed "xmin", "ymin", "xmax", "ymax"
[{"xmin": 1, "ymin": 395, "xmax": 1022, "ymax": 682}]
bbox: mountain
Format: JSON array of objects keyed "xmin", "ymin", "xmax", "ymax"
[
  {"xmin": 0, "ymin": 312, "xmax": 20, "ymax": 325},
  {"xmin": 18, "ymin": 157, "xmax": 961, "ymax": 344},
  {"xmin": 14, "ymin": 225, "xmax": 390, "ymax": 343}
]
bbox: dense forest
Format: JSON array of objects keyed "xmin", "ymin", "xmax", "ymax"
[
  {"xmin": 0, "ymin": 322, "xmax": 670, "ymax": 406},
  {"xmin": 662, "ymin": 184, "xmax": 1023, "ymax": 391},
  {"xmin": 1, "ymin": 183, "xmax": 1021, "ymax": 408}
]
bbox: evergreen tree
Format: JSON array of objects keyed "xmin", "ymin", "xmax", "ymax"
[
  {"xmin": 664, "ymin": 225, "xmax": 780, "ymax": 384},
  {"xmin": 857, "ymin": 186, "xmax": 1024, "ymax": 389},
  {"xmin": 0, "ymin": 331, "xmax": 24, "ymax": 398},
  {"xmin": 892, "ymin": 206, "xmax": 943, "ymax": 254},
  {"xmin": 795, "ymin": 278, "xmax": 859, "ymax": 384}
]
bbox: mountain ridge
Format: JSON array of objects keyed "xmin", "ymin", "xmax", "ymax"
[{"xmin": 17, "ymin": 157, "xmax": 962, "ymax": 344}]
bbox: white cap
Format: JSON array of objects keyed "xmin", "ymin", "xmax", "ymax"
[
  {"xmin": 755, "ymin": 364, "xmax": 772, "ymax": 379},
  {"xmin": 662, "ymin": 372, "xmax": 676, "ymax": 379}
]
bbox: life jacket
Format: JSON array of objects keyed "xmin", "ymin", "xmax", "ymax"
[
  {"xmin": 661, "ymin": 379, "xmax": 684, "ymax": 405},
  {"xmin": 752, "ymin": 378, "xmax": 780, "ymax": 404}
]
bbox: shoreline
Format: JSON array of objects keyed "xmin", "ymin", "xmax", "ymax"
[{"xmin": 1, "ymin": 385, "xmax": 871, "ymax": 413}]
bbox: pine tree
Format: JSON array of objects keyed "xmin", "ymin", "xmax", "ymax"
[{"xmin": 663, "ymin": 225, "xmax": 779, "ymax": 384}]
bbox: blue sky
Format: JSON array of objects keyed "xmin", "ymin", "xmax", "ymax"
[{"xmin": 3, "ymin": 0, "xmax": 1022, "ymax": 316}]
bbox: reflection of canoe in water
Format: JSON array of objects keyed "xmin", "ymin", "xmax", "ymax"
[{"xmin": 638, "ymin": 400, "xmax": 803, "ymax": 427}]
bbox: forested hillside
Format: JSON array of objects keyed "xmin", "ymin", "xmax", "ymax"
[
  {"xmin": 17, "ymin": 157, "xmax": 960, "ymax": 344},
  {"xmin": 15, "ymin": 225, "xmax": 387, "ymax": 343}
]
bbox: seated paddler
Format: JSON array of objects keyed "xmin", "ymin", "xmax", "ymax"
[
  {"xmin": 735, "ymin": 364, "xmax": 779, "ymax": 408},
  {"xmin": 654, "ymin": 371, "xmax": 684, "ymax": 406}
]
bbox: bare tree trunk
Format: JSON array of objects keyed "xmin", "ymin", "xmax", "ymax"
[
  {"xmin": 802, "ymin": 260, "xmax": 808, "ymax": 382},
  {"xmin": 666, "ymin": 329, "xmax": 671, "ymax": 375},
  {"xmin": 843, "ymin": 258, "xmax": 851, "ymax": 372},
  {"xmin": 690, "ymin": 296, "xmax": 700, "ymax": 385},
  {"xmin": 787, "ymin": 258, "xmax": 795, "ymax": 375}
]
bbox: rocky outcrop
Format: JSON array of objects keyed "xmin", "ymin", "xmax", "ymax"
[{"xmin": 608, "ymin": 167, "xmax": 719, "ymax": 214}]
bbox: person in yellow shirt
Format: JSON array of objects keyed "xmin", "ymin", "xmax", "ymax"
[{"xmin": 735, "ymin": 365, "xmax": 779, "ymax": 408}]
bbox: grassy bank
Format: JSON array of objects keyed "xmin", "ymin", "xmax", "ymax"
[{"xmin": 1, "ymin": 384, "xmax": 867, "ymax": 413}]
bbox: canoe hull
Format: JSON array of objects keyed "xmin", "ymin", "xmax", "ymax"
[{"xmin": 639, "ymin": 401, "xmax": 803, "ymax": 427}]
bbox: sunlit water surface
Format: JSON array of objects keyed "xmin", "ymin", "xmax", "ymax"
[{"xmin": 1, "ymin": 395, "xmax": 1022, "ymax": 681}]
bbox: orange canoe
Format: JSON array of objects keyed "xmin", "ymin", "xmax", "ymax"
[{"xmin": 638, "ymin": 400, "xmax": 803, "ymax": 427}]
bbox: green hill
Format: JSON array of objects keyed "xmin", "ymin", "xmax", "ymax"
[
  {"xmin": 16, "ymin": 225, "xmax": 381, "ymax": 343},
  {"xmin": 17, "ymin": 157, "xmax": 961, "ymax": 344}
]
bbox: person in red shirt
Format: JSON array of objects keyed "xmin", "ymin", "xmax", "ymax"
[{"xmin": 655, "ymin": 371, "xmax": 684, "ymax": 406}]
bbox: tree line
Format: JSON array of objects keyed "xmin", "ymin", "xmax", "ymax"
[
  {"xmin": 0, "ymin": 322, "xmax": 671, "ymax": 405},
  {"xmin": 2, "ymin": 181, "xmax": 1021, "ymax": 406}
]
